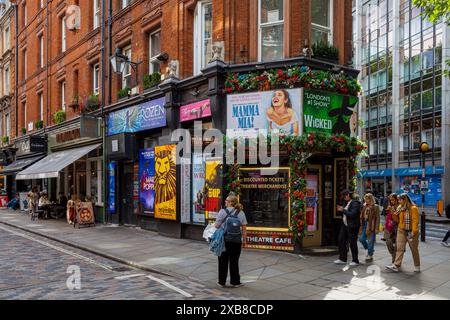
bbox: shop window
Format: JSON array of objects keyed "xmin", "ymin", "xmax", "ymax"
[
  {"xmin": 312, "ymin": 0, "xmax": 333, "ymax": 45},
  {"xmin": 193, "ymin": 1, "xmax": 213, "ymax": 75},
  {"xmin": 258, "ymin": 0, "xmax": 284, "ymax": 62}
]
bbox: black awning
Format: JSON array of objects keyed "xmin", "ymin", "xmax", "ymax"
[{"xmin": 0, "ymin": 155, "xmax": 45, "ymax": 175}]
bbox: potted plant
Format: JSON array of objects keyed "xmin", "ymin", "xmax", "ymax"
[
  {"xmin": 117, "ymin": 87, "xmax": 131, "ymax": 99},
  {"xmin": 54, "ymin": 110, "xmax": 66, "ymax": 124},
  {"xmin": 35, "ymin": 120, "xmax": 44, "ymax": 130},
  {"xmin": 69, "ymin": 94, "xmax": 79, "ymax": 110},
  {"xmin": 21, "ymin": 128, "xmax": 27, "ymax": 135},
  {"xmin": 312, "ymin": 40, "xmax": 340, "ymax": 64},
  {"xmin": 2, "ymin": 136, "xmax": 9, "ymax": 145},
  {"xmin": 143, "ymin": 72, "xmax": 161, "ymax": 90},
  {"xmin": 81, "ymin": 94, "xmax": 100, "ymax": 114}
]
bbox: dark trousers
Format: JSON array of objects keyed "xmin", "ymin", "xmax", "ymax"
[
  {"xmin": 444, "ymin": 230, "xmax": 450, "ymax": 242},
  {"xmin": 218, "ymin": 241, "xmax": 242, "ymax": 285},
  {"xmin": 338, "ymin": 224, "xmax": 360, "ymax": 263}
]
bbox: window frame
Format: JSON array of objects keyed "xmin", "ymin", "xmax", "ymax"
[
  {"xmin": 149, "ymin": 29, "xmax": 161, "ymax": 74},
  {"xmin": 193, "ymin": 1, "xmax": 213, "ymax": 75},
  {"xmin": 311, "ymin": 0, "xmax": 334, "ymax": 45},
  {"xmin": 62, "ymin": 16, "xmax": 67, "ymax": 53},
  {"xmin": 258, "ymin": 0, "xmax": 285, "ymax": 62},
  {"xmin": 93, "ymin": 64, "xmax": 100, "ymax": 95},
  {"xmin": 121, "ymin": 46, "xmax": 132, "ymax": 89},
  {"xmin": 94, "ymin": 0, "xmax": 100, "ymax": 29}
]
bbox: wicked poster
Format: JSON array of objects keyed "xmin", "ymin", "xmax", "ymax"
[
  {"xmin": 139, "ymin": 149, "xmax": 155, "ymax": 216},
  {"xmin": 205, "ymin": 158, "xmax": 222, "ymax": 220},
  {"xmin": 154, "ymin": 145, "xmax": 177, "ymax": 221}
]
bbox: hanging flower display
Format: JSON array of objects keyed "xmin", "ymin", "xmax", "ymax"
[{"xmin": 225, "ymin": 66, "xmax": 362, "ymax": 97}]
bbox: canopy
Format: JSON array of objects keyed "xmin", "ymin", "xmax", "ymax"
[
  {"xmin": 15, "ymin": 144, "xmax": 101, "ymax": 180},
  {"xmin": 0, "ymin": 155, "xmax": 45, "ymax": 175}
]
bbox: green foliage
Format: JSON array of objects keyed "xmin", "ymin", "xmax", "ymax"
[
  {"xmin": 2, "ymin": 136, "xmax": 9, "ymax": 144},
  {"xmin": 54, "ymin": 111, "xmax": 66, "ymax": 124},
  {"xmin": 143, "ymin": 72, "xmax": 161, "ymax": 90},
  {"xmin": 312, "ymin": 40, "xmax": 340, "ymax": 62},
  {"xmin": 21, "ymin": 128, "xmax": 26, "ymax": 135},
  {"xmin": 81, "ymin": 94, "xmax": 100, "ymax": 114},
  {"xmin": 35, "ymin": 120, "xmax": 44, "ymax": 130},
  {"xmin": 118, "ymin": 87, "xmax": 130, "ymax": 99}
]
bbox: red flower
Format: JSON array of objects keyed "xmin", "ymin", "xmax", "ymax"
[{"xmin": 299, "ymin": 192, "xmax": 305, "ymax": 200}]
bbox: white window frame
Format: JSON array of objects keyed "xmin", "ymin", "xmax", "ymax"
[
  {"xmin": 40, "ymin": 93, "xmax": 44, "ymax": 121},
  {"xmin": 93, "ymin": 0, "xmax": 100, "ymax": 29},
  {"xmin": 149, "ymin": 29, "xmax": 161, "ymax": 74},
  {"xmin": 4, "ymin": 26, "xmax": 10, "ymax": 52},
  {"xmin": 4, "ymin": 65, "xmax": 9, "ymax": 95},
  {"xmin": 61, "ymin": 81, "xmax": 66, "ymax": 111},
  {"xmin": 122, "ymin": 46, "xmax": 132, "ymax": 89},
  {"xmin": 311, "ymin": 0, "xmax": 334, "ymax": 45},
  {"xmin": 122, "ymin": 0, "xmax": 130, "ymax": 9},
  {"xmin": 93, "ymin": 64, "xmax": 100, "ymax": 95},
  {"xmin": 23, "ymin": 102, "xmax": 27, "ymax": 131},
  {"xmin": 258, "ymin": 0, "xmax": 285, "ymax": 62},
  {"xmin": 39, "ymin": 35, "xmax": 44, "ymax": 68},
  {"xmin": 5, "ymin": 113, "xmax": 10, "ymax": 138},
  {"xmin": 62, "ymin": 17, "xmax": 67, "ymax": 52},
  {"xmin": 193, "ymin": 1, "xmax": 213, "ymax": 75},
  {"xmin": 23, "ymin": 49, "xmax": 27, "ymax": 79}
]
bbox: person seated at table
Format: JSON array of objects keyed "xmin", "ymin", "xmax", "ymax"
[
  {"xmin": 38, "ymin": 191, "xmax": 51, "ymax": 219},
  {"xmin": 7, "ymin": 193, "xmax": 20, "ymax": 210},
  {"xmin": 57, "ymin": 192, "xmax": 68, "ymax": 208}
]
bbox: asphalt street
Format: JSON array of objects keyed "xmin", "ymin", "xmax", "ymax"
[{"xmin": 0, "ymin": 224, "xmax": 241, "ymax": 300}]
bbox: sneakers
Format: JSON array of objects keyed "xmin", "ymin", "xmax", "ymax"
[
  {"xmin": 334, "ymin": 259, "xmax": 347, "ymax": 265},
  {"xmin": 216, "ymin": 282, "xmax": 226, "ymax": 288},
  {"xmin": 231, "ymin": 283, "xmax": 244, "ymax": 288},
  {"xmin": 441, "ymin": 241, "xmax": 449, "ymax": 247},
  {"xmin": 414, "ymin": 266, "xmax": 421, "ymax": 273},
  {"xmin": 385, "ymin": 264, "xmax": 399, "ymax": 272},
  {"xmin": 365, "ymin": 255, "xmax": 373, "ymax": 262},
  {"xmin": 349, "ymin": 262, "xmax": 360, "ymax": 267}
]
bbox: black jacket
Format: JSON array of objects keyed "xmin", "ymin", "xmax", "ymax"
[{"xmin": 343, "ymin": 200, "xmax": 361, "ymax": 228}]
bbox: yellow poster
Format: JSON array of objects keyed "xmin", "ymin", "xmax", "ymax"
[
  {"xmin": 205, "ymin": 159, "xmax": 222, "ymax": 220},
  {"xmin": 155, "ymin": 145, "xmax": 177, "ymax": 220}
]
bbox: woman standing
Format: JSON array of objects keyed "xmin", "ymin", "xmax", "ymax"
[
  {"xmin": 214, "ymin": 194, "xmax": 247, "ymax": 288},
  {"xmin": 386, "ymin": 193, "xmax": 420, "ymax": 273},
  {"xmin": 359, "ymin": 193, "xmax": 380, "ymax": 262},
  {"xmin": 384, "ymin": 194, "xmax": 399, "ymax": 263}
]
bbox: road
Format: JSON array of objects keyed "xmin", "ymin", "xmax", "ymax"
[
  {"xmin": 425, "ymin": 222, "xmax": 449, "ymax": 242},
  {"xmin": 0, "ymin": 224, "xmax": 240, "ymax": 300}
]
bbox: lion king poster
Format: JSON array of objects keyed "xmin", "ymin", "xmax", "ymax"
[{"xmin": 154, "ymin": 145, "xmax": 177, "ymax": 220}]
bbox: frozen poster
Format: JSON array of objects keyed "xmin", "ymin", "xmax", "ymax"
[
  {"xmin": 139, "ymin": 149, "xmax": 155, "ymax": 216},
  {"xmin": 227, "ymin": 89, "xmax": 302, "ymax": 138},
  {"xmin": 192, "ymin": 154, "xmax": 206, "ymax": 224}
]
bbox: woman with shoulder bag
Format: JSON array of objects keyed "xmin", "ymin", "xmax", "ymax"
[
  {"xmin": 214, "ymin": 194, "xmax": 248, "ymax": 288},
  {"xmin": 386, "ymin": 193, "xmax": 420, "ymax": 273},
  {"xmin": 384, "ymin": 194, "xmax": 399, "ymax": 263}
]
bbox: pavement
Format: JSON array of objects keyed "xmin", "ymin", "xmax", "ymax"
[{"xmin": 1, "ymin": 208, "xmax": 450, "ymax": 300}]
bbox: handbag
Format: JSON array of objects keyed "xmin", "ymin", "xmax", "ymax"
[
  {"xmin": 385, "ymin": 212, "xmax": 394, "ymax": 233},
  {"xmin": 203, "ymin": 223, "xmax": 217, "ymax": 242},
  {"xmin": 209, "ymin": 228, "xmax": 226, "ymax": 256}
]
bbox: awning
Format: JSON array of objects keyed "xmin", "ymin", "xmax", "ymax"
[
  {"xmin": 15, "ymin": 144, "xmax": 101, "ymax": 180},
  {"xmin": 0, "ymin": 155, "xmax": 46, "ymax": 175}
]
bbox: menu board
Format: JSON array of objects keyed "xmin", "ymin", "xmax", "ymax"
[
  {"xmin": 334, "ymin": 158, "xmax": 349, "ymax": 219},
  {"xmin": 245, "ymin": 230, "xmax": 294, "ymax": 252},
  {"xmin": 239, "ymin": 168, "xmax": 290, "ymax": 229}
]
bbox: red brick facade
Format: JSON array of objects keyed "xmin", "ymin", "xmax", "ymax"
[{"xmin": 10, "ymin": 0, "xmax": 353, "ymax": 142}]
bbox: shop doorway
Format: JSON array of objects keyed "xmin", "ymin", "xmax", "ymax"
[
  {"xmin": 302, "ymin": 166, "xmax": 322, "ymax": 248},
  {"xmin": 119, "ymin": 162, "xmax": 135, "ymax": 226},
  {"xmin": 76, "ymin": 173, "xmax": 87, "ymax": 200}
]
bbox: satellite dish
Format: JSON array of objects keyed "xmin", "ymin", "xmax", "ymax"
[{"xmin": 66, "ymin": 5, "xmax": 81, "ymax": 31}]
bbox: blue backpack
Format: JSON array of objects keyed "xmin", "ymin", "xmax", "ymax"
[{"xmin": 223, "ymin": 208, "xmax": 243, "ymax": 243}]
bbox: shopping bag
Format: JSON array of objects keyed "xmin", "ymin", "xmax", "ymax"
[
  {"xmin": 209, "ymin": 228, "xmax": 226, "ymax": 256},
  {"xmin": 203, "ymin": 223, "xmax": 217, "ymax": 242}
]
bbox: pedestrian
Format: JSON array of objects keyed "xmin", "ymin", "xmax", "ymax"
[
  {"xmin": 359, "ymin": 193, "xmax": 380, "ymax": 262},
  {"xmin": 214, "ymin": 194, "xmax": 247, "ymax": 288},
  {"xmin": 441, "ymin": 229, "xmax": 450, "ymax": 247},
  {"xmin": 335, "ymin": 189, "xmax": 362, "ymax": 267},
  {"xmin": 386, "ymin": 193, "xmax": 420, "ymax": 273},
  {"xmin": 384, "ymin": 194, "xmax": 399, "ymax": 263},
  {"xmin": 66, "ymin": 194, "xmax": 77, "ymax": 225}
]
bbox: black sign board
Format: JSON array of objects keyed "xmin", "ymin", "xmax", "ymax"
[
  {"xmin": 14, "ymin": 136, "xmax": 46, "ymax": 157},
  {"xmin": 106, "ymin": 133, "xmax": 136, "ymax": 161}
]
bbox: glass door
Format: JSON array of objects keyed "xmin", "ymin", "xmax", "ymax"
[{"xmin": 302, "ymin": 165, "xmax": 322, "ymax": 247}]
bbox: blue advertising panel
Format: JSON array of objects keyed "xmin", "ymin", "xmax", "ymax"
[
  {"xmin": 107, "ymin": 97, "xmax": 166, "ymax": 135},
  {"xmin": 108, "ymin": 162, "xmax": 116, "ymax": 214},
  {"xmin": 139, "ymin": 148, "xmax": 155, "ymax": 216},
  {"xmin": 399, "ymin": 175, "xmax": 442, "ymax": 207}
]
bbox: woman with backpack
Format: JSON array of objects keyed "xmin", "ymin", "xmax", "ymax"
[
  {"xmin": 384, "ymin": 193, "xmax": 399, "ymax": 263},
  {"xmin": 214, "ymin": 194, "xmax": 248, "ymax": 288}
]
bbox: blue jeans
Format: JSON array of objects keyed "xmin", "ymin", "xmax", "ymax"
[{"xmin": 359, "ymin": 220, "xmax": 376, "ymax": 256}]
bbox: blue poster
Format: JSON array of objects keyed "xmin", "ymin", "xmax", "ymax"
[
  {"xmin": 107, "ymin": 97, "xmax": 166, "ymax": 135},
  {"xmin": 399, "ymin": 175, "xmax": 442, "ymax": 207},
  {"xmin": 139, "ymin": 149, "xmax": 155, "ymax": 215},
  {"xmin": 108, "ymin": 162, "xmax": 116, "ymax": 214}
]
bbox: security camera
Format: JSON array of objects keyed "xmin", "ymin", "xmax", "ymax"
[{"xmin": 156, "ymin": 52, "xmax": 169, "ymax": 62}]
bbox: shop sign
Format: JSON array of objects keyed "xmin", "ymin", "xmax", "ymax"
[
  {"xmin": 245, "ymin": 230, "xmax": 294, "ymax": 252},
  {"xmin": 226, "ymin": 89, "xmax": 302, "ymax": 138},
  {"xmin": 107, "ymin": 97, "xmax": 166, "ymax": 136},
  {"xmin": 154, "ymin": 145, "xmax": 177, "ymax": 221},
  {"xmin": 303, "ymin": 89, "xmax": 358, "ymax": 137},
  {"xmin": 15, "ymin": 136, "xmax": 46, "ymax": 157},
  {"xmin": 205, "ymin": 158, "xmax": 223, "ymax": 220},
  {"xmin": 139, "ymin": 149, "xmax": 155, "ymax": 216},
  {"xmin": 180, "ymin": 157, "xmax": 191, "ymax": 224},
  {"xmin": 56, "ymin": 128, "xmax": 81, "ymax": 144},
  {"xmin": 192, "ymin": 154, "xmax": 206, "ymax": 224},
  {"xmin": 180, "ymin": 99, "xmax": 211, "ymax": 122},
  {"xmin": 75, "ymin": 202, "xmax": 95, "ymax": 226},
  {"xmin": 108, "ymin": 162, "xmax": 116, "ymax": 214}
]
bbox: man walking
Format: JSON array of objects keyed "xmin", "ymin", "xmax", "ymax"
[{"xmin": 335, "ymin": 190, "xmax": 362, "ymax": 266}]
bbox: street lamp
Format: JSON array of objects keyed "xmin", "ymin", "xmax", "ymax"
[
  {"xmin": 109, "ymin": 48, "xmax": 141, "ymax": 86},
  {"xmin": 419, "ymin": 142, "xmax": 430, "ymax": 242}
]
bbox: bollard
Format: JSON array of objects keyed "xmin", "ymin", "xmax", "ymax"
[{"xmin": 420, "ymin": 211, "xmax": 426, "ymax": 242}]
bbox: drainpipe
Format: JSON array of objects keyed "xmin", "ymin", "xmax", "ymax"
[
  {"xmin": 100, "ymin": 0, "xmax": 107, "ymax": 224},
  {"xmin": 46, "ymin": 0, "xmax": 50, "ymax": 128},
  {"xmin": 14, "ymin": 3, "xmax": 18, "ymax": 138}
]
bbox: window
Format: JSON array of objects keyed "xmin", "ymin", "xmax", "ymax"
[
  {"xmin": 122, "ymin": 46, "xmax": 132, "ymax": 89},
  {"xmin": 23, "ymin": 3, "xmax": 27, "ymax": 26},
  {"xmin": 88, "ymin": 159, "xmax": 103, "ymax": 205},
  {"xmin": 258, "ymin": 0, "xmax": 284, "ymax": 62},
  {"xmin": 39, "ymin": 35, "xmax": 44, "ymax": 68},
  {"xmin": 193, "ymin": 1, "xmax": 213, "ymax": 75},
  {"xmin": 23, "ymin": 102, "xmax": 27, "ymax": 131},
  {"xmin": 41, "ymin": 0, "xmax": 44, "ymax": 9},
  {"xmin": 93, "ymin": 0, "xmax": 100, "ymax": 29},
  {"xmin": 39, "ymin": 94, "xmax": 44, "ymax": 121},
  {"xmin": 121, "ymin": 0, "xmax": 130, "ymax": 9},
  {"xmin": 23, "ymin": 49, "xmax": 27, "ymax": 80},
  {"xmin": 93, "ymin": 64, "xmax": 100, "ymax": 95},
  {"xmin": 311, "ymin": 0, "xmax": 333, "ymax": 45},
  {"xmin": 149, "ymin": 30, "xmax": 161, "ymax": 73},
  {"xmin": 3, "ymin": 26, "xmax": 10, "ymax": 52},
  {"xmin": 4, "ymin": 66, "xmax": 9, "ymax": 94},
  {"xmin": 61, "ymin": 81, "xmax": 66, "ymax": 111},
  {"xmin": 5, "ymin": 114, "xmax": 9, "ymax": 138},
  {"xmin": 62, "ymin": 17, "xmax": 67, "ymax": 52}
]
